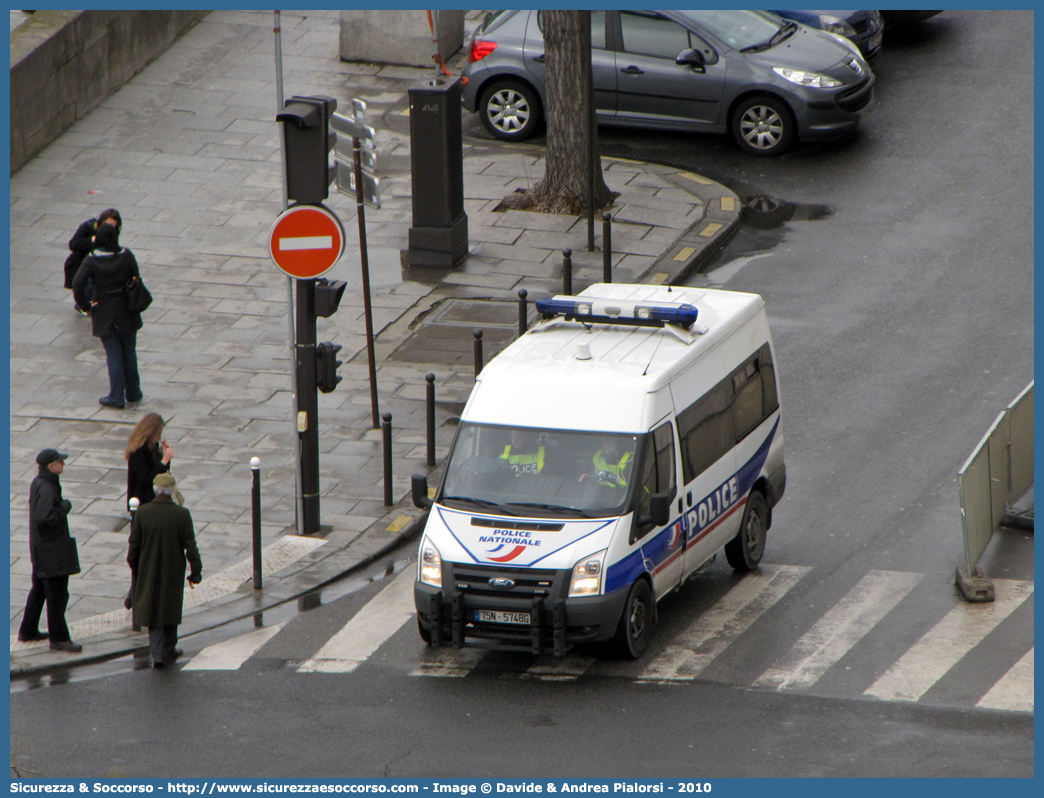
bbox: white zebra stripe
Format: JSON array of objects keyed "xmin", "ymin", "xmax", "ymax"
[
  {"xmin": 182, "ymin": 623, "xmax": 286, "ymax": 671},
  {"xmin": 638, "ymin": 564, "xmax": 811, "ymax": 683},
  {"xmin": 864, "ymin": 579, "xmax": 1034, "ymax": 703},
  {"xmin": 410, "ymin": 647, "xmax": 486, "ymax": 678},
  {"xmin": 521, "ymin": 654, "xmax": 599, "ymax": 681},
  {"xmin": 298, "ymin": 568, "xmax": 417, "ymax": 674},
  {"xmin": 976, "ymin": 647, "xmax": 1034, "ymax": 713},
  {"xmin": 754, "ymin": 570, "xmax": 923, "ymax": 691}
]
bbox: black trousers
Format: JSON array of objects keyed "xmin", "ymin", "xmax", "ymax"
[
  {"xmin": 19, "ymin": 574, "xmax": 71, "ymax": 642},
  {"xmin": 148, "ymin": 625, "xmax": 179, "ymax": 664}
]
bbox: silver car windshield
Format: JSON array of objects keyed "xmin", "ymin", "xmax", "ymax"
[
  {"xmin": 440, "ymin": 422, "xmax": 644, "ymax": 519},
  {"xmin": 678, "ymin": 10, "xmax": 784, "ymax": 50}
]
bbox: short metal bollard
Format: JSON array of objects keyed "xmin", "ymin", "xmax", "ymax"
[
  {"xmin": 382, "ymin": 412, "xmax": 394, "ymax": 507},
  {"xmin": 425, "ymin": 373, "xmax": 436, "ymax": 468},
  {"xmin": 563, "ymin": 248, "xmax": 573, "ymax": 296},
  {"xmin": 517, "ymin": 288, "xmax": 528, "ymax": 336},
  {"xmin": 251, "ymin": 456, "xmax": 262, "ymax": 590},
  {"xmin": 602, "ymin": 212, "xmax": 612, "ymax": 283},
  {"xmin": 128, "ymin": 498, "xmax": 141, "ymax": 631},
  {"xmin": 473, "ymin": 329, "xmax": 484, "ymax": 377}
]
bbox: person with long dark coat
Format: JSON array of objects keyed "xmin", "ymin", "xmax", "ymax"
[
  {"xmin": 64, "ymin": 208, "xmax": 121, "ymax": 315},
  {"xmin": 72, "ymin": 221, "xmax": 143, "ymax": 409},
  {"xmin": 127, "ymin": 473, "xmax": 202, "ymax": 667},
  {"xmin": 18, "ymin": 449, "xmax": 83, "ymax": 652}
]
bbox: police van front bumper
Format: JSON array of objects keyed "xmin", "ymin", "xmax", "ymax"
[{"xmin": 415, "ymin": 563, "xmax": 628, "ymax": 656}]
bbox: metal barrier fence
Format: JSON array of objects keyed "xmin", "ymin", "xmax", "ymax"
[{"xmin": 956, "ymin": 381, "xmax": 1033, "ymax": 601}]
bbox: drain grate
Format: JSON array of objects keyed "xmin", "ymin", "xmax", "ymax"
[{"xmin": 390, "ymin": 300, "xmax": 520, "ymax": 366}]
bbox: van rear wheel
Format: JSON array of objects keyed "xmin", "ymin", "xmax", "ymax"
[
  {"xmin": 615, "ymin": 579, "xmax": 654, "ymax": 659},
  {"xmin": 726, "ymin": 490, "xmax": 768, "ymax": 571}
]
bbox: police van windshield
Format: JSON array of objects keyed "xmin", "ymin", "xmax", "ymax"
[{"xmin": 439, "ymin": 423, "xmax": 643, "ymax": 519}]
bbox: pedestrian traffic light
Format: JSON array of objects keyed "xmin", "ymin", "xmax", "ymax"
[
  {"xmin": 315, "ymin": 341, "xmax": 343, "ymax": 393},
  {"xmin": 277, "ymin": 95, "xmax": 338, "ymax": 206},
  {"xmin": 314, "ymin": 278, "xmax": 347, "ymax": 318}
]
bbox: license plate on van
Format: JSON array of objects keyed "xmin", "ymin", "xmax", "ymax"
[{"xmin": 476, "ymin": 609, "xmax": 531, "ymax": 625}]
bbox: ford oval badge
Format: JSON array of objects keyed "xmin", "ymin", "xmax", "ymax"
[{"xmin": 489, "ymin": 577, "xmax": 515, "ymax": 589}]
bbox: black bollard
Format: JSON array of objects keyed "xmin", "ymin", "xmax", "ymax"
[
  {"xmin": 517, "ymin": 288, "xmax": 528, "ymax": 336},
  {"xmin": 474, "ymin": 329, "xmax": 484, "ymax": 377},
  {"xmin": 602, "ymin": 212, "xmax": 612, "ymax": 283},
  {"xmin": 128, "ymin": 498, "xmax": 141, "ymax": 632},
  {"xmin": 382, "ymin": 412, "xmax": 394, "ymax": 507},
  {"xmin": 425, "ymin": 373, "xmax": 436, "ymax": 468},
  {"xmin": 251, "ymin": 457, "xmax": 262, "ymax": 590},
  {"xmin": 563, "ymin": 248, "xmax": 573, "ymax": 296}
]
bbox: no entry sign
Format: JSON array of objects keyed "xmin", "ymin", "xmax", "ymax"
[{"xmin": 269, "ymin": 204, "xmax": 346, "ymax": 279}]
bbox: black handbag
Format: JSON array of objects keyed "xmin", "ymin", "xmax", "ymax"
[
  {"xmin": 36, "ymin": 537, "xmax": 81, "ymax": 578},
  {"xmin": 126, "ymin": 275, "xmax": 153, "ymax": 313}
]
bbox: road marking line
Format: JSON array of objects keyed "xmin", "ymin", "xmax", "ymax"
[
  {"xmin": 674, "ymin": 246, "xmax": 696, "ymax": 262},
  {"xmin": 677, "ymin": 172, "xmax": 713, "ymax": 185},
  {"xmin": 864, "ymin": 578, "xmax": 1034, "ymax": 702},
  {"xmin": 385, "ymin": 515, "xmax": 412, "ymax": 533},
  {"xmin": 720, "ymin": 197, "xmax": 735, "ymax": 212},
  {"xmin": 754, "ymin": 570, "xmax": 923, "ymax": 690},
  {"xmin": 410, "ymin": 647, "xmax": 485, "ymax": 678},
  {"xmin": 699, "ymin": 223, "xmax": 723, "ymax": 237},
  {"xmin": 648, "ymin": 273, "xmax": 669, "ymax": 285},
  {"xmin": 297, "ymin": 568, "xmax": 416, "ymax": 674},
  {"xmin": 638, "ymin": 564, "xmax": 810, "ymax": 683},
  {"xmin": 977, "ymin": 647, "xmax": 1034, "ymax": 712},
  {"xmin": 182, "ymin": 623, "xmax": 286, "ymax": 671},
  {"xmin": 279, "ymin": 235, "xmax": 333, "ymax": 251},
  {"xmin": 521, "ymin": 654, "xmax": 598, "ymax": 681}
]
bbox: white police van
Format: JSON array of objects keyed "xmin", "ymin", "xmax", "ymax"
[{"xmin": 412, "ymin": 283, "xmax": 785, "ymax": 657}]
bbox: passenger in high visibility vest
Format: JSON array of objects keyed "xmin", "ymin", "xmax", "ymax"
[
  {"xmin": 580, "ymin": 437, "xmax": 631, "ymax": 488},
  {"xmin": 500, "ymin": 429, "xmax": 545, "ymax": 476}
]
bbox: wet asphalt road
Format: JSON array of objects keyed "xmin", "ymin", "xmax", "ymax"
[{"xmin": 9, "ymin": 10, "xmax": 1034, "ymax": 780}]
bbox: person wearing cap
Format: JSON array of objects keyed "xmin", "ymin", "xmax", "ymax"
[
  {"xmin": 18, "ymin": 449, "xmax": 83, "ymax": 652},
  {"xmin": 127, "ymin": 472, "xmax": 202, "ymax": 668}
]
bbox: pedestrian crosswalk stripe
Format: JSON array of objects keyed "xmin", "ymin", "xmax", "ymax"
[
  {"xmin": 521, "ymin": 654, "xmax": 598, "ymax": 681},
  {"xmin": 864, "ymin": 578, "xmax": 1034, "ymax": 702},
  {"xmin": 183, "ymin": 623, "xmax": 286, "ymax": 671},
  {"xmin": 411, "ymin": 647, "xmax": 485, "ymax": 678},
  {"xmin": 754, "ymin": 570, "xmax": 923, "ymax": 691},
  {"xmin": 638, "ymin": 564, "xmax": 811, "ymax": 683},
  {"xmin": 298, "ymin": 568, "xmax": 416, "ymax": 674},
  {"xmin": 976, "ymin": 647, "xmax": 1033, "ymax": 713}
]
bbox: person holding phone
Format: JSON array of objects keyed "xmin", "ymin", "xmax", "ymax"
[{"xmin": 125, "ymin": 413, "xmax": 173, "ymax": 510}]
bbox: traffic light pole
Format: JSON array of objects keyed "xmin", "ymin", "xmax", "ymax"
[
  {"xmin": 295, "ymin": 278, "xmax": 321, "ymax": 534},
  {"xmin": 354, "ymin": 136, "xmax": 381, "ymax": 430}
]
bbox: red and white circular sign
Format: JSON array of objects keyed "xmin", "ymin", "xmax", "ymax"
[{"xmin": 269, "ymin": 204, "xmax": 346, "ymax": 279}]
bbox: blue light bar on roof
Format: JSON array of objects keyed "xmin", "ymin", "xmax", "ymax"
[{"xmin": 535, "ymin": 295, "xmax": 699, "ymax": 329}]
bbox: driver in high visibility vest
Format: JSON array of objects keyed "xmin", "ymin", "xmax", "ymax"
[
  {"xmin": 580, "ymin": 436, "xmax": 631, "ymax": 488},
  {"xmin": 500, "ymin": 429, "xmax": 545, "ymax": 476}
]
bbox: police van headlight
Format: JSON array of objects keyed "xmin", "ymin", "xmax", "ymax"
[
  {"xmin": 569, "ymin": 549, "xmax": 607, "ymax": 597},
  {"xmin": 419, "ymin": 538, "xmax": 443, "ymax": 588}
]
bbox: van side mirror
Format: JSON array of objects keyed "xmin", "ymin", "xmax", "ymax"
[
  {"xmin": 412, "ymin": 475, "xmax": 433, "ymax": 510},
  {"xmin": 637, "ymin": 490, "xmax": 672, "ymax": 528},
  {"xmin": 676, "ymin": 48, "xmax": 706, "ymax": 72}
]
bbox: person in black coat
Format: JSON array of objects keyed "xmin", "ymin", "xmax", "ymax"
[
  {"xmin": 72, "ymin": 222, "xmax": 144, "ymax": 409},
  {"xmin": 125, "ymin": 412, "xmax": 174, "ymax": 510},
  {"xmin": 64, "ymin": 208, "xmax": 122, "ymax": 315},
  {"xmin": 18, "ymin": 449, "xmax": 83, "ymax": 652}
]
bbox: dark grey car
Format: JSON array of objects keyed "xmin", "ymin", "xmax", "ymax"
[{"xmin": 461, "ymin": 9, "xmax": 875, "ymax": 156}]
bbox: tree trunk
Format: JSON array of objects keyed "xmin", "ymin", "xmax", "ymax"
[{"xmin": 527, "ymin": 10, "xmax": 614, "ymax": 215}]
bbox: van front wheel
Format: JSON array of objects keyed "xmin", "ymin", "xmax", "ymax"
[
  {"xmin": 615, "ymin": 579, "xmax": 654, "ymax": 659},
  {"xmin": 726, "ymin": 490, "xmax": 768, "ymax": 571}
]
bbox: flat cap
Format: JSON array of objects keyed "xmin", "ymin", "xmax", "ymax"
[
  {"xmin": 153, "ymin": 473, "xmax": 177, "ymax": 489},
  {"xmin": 36, "ymin": 449, "xmax": 68, "ymax": 466}
]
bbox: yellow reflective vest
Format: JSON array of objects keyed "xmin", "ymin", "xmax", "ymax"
[
  {"xmin": 592, "ymin": 450, "xmax": 630, "ymax": 487},
  {"xmin": 501, "ymin": 445, "xmax": 545, "ymax": 476}
]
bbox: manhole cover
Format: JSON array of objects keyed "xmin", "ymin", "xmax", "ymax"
[{"xmin": 389, "ymin": 300, "xmax": 520, "ymax": 367}]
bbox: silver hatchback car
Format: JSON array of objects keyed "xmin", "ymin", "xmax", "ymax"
[{"xmin": 461, "ymin": 9, "xmax": 875, "ymax": 156}]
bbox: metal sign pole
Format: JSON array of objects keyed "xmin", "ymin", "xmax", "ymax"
[
  {"xmin": 273, "ymin": 10, "xmax": 304, "ymax": 535},
  {"xmin": 354, "ymin": 136, "xmax": 381, "ymax": 429}
]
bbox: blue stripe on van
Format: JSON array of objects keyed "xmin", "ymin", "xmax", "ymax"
[{"xmin": 604, "ymin": 415, "xmax": 780, "ymax": 593}]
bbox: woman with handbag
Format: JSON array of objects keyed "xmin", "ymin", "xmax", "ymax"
[
  {"xmin": 71, "ymin": 222, "xmax": 145, "ymax": 409},
  {"xmin": 126, "ymin": 413, "xmax": 174, "ymax": 510}
]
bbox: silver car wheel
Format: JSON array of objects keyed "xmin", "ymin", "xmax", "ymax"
[
  {"xmin": 739, "ymin": 105, "xmax": 785, "ymax": 151},
  {"xmin": 487, "ymin": 88, "xmax": 531, "ymax": 135}
]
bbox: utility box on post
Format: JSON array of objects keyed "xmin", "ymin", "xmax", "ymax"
[{"xmin": 406, "ymin": 77, "xmax": 469, "ymax": 268}]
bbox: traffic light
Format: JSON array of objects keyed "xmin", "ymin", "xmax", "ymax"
[
  {"xmin": 277, "ymin": 95, "xmax": 337, "ymax": 205},
  {"xmin": 315, "ymin": 341, "xmax": 343, "ymax": 393},
  {"xmin": 314, "ymin": 278, "xmax": 347, "ymax": 318}
]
